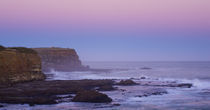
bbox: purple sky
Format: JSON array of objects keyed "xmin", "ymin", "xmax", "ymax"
[{"xmin": 0, "ymin": 0, "xmax": 210, "ymax": 61}]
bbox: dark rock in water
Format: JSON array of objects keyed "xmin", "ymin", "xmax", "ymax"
[
  {"xmin": 163, "ymin": 83, "xmax": 192, "ymax": 88},
  {"xmin": 33, "ymin": 47, "xmax": 89, "ymax": 72},
  {"xmin": 176, "ymin": 83, "xmax": 193, "ymax": 88},
  {"xmin": 72, "ymin": 90, "xmax": 112, "ymax": 103},
  {"xmin": 151, "ymin": 91, "xmax": 168, "ymax": 95},
  {"xmin": 141, "ymin": 67, "xmax": 152, "ymax": 70},
  {"xmin": 117, "ymin": 80, "xmax": 137, "ymax": 86},
  {"xmin": 0, "ymin": 104, "xmax": 3, "ymax": 107},
  {"xmin": 140, "ymin": 77, "xmax": 146, "ymax": 79},
  {"xmin": 113, "ymin": 103, "xmax": 121, "ymax": 106},
  {"xmin": 97, "ymin": 85, "xmax": 116, "ymax": 91}
]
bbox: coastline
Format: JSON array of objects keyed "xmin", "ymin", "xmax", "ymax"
[{"xmin": 0, "ymin": 78, "xmax": 193, "ymax": 106}]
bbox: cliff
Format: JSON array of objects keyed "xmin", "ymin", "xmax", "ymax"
[
  {"xmin": 33, "ymin": 47, "xmax": 88, "ymax": 72},
  {"xmin": 0, "ymin": 46, "xmax": 45, "ymax": 84}
]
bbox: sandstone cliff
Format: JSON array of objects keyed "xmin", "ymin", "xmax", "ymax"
[
  {"xmin": 0, "ymin": 46, "xmax": 45, "ymax": 84},
  {"xmin": 33, "ymin": 47, "xmax": 88, "ymax": 72}
]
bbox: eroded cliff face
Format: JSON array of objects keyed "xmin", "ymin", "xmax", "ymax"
[
  {"xmin": 33, "ymin": 47, "xmax": 88, "ymax": 72},
  {"xmin": 0, "ymin": 47, "xmax": 45, "ymax": 84}
]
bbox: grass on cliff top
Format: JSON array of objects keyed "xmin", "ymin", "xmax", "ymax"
[
  {"xmin": 34, "ymin": 47, "xmax": 75, "ymax": 51},
  {"xmin": 8, "ymin": 47, "xmax": 37, "ymax": 54},
  {"xmin": 0, "ymin": 45, "xmax": 37, "ymax": 54}
]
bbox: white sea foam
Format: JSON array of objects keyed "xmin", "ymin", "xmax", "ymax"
[
  {"xmin": 180, "ymin": 78, "xmax": 210, "ymax": 89},
  {"xmin": 46, "ymin": 62, "xmax": 210, "ymax": 91}
]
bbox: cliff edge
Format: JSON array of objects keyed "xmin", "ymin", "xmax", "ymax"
[
  {"xmin": 0, "ymin": 46, "xmax": 45, "ymax": 84},
  {"xmin": 33, "ymin": 47, "xmax": 88, "ymax": 72}
]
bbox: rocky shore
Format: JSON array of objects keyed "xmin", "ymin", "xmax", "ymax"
[
  {"xmin": 0, "ymin": 46, "xmax": 194, "ymax": 108},
  {"xmin": 0, "ymin": 79, "xmax": 193, "ymax": 106},
  {"xmin": 0, "ymin": 80, "xmax": 114, "ymax": 105}
]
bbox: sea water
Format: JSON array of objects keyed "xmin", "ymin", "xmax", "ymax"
[{"xmin": 1, "ymin": 61, "xmax": 210, "ymax": 110}]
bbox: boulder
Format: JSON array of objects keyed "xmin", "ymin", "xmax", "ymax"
[
  {"xmin": 117, "ymin": 79, "xmax": 137, "ymax": 86},
  {"xmin": 72, "ymin": 90, "xmax": 112, "ymax": 103}
]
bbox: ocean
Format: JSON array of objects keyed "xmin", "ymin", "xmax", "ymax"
[{"xmin": 2, "ymin": 61, "xmax": 210, "ymax": 110}]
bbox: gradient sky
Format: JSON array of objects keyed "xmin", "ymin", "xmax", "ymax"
[{"xmin": 0, "ymin": 0, "xmax": 210, "ymax": 61}]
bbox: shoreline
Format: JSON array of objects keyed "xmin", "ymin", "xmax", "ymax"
[{"xmin": 0, "ymin": 78, "xmax": 193, "ymax": 106}]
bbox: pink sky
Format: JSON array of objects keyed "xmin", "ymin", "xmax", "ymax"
[
  {"xmin": 0, "ymin": 0, "xmax": 210, "ymax": 34},
  {"xmin": 1, "ymin": 0, "xmax": 210, "ymax": 61}
]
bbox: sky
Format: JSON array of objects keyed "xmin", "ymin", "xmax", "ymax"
[{"xmin": 0, "ymin": 0, "xmax": 210, "ymax": 61}]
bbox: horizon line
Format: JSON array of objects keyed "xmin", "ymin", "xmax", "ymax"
[{"xmin": 83, "ymin": 60, "xmax": 210, "ymax": 62}]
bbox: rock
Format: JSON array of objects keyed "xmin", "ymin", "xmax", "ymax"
[
  {"xmin": 177, "ymin": 83, "xmax": 193, "ymax": 88},
  {"xmin": 117, "ymin": 80, "xmax": 137, "ymax": 86},
  {"xmin": 0, "ymin": 80, "xmax": 114, "ymax": 105},
  {"xmin": 0, "ymin": 104, "xmax": 3, "ymax": 107},
  {"xmin": 72, "ymin": 90, "xmax": 112, "ymax": 103},
  {"xmin": 151, "ymin": 91, "xmax": 168, "ymax": 95},
  {"xmin": 140, "ymin": 77, "xmax": 146, "ymax": 79},
  {"xmin": 0, "ymin": 96, "xmax": 57, "ymax": 105},
  {"xmin": 0, "ymin": 45, "xmax": 5, "ymax": 51},
  {"xmin": 97, "ymin": 85, "xmax": 116, "ymax": 91},
  {"xmin": 0, "ymin": 47, "xmax": 45, "ymax": 84},
  {"xmin": 160, "ymin": 83, "xmax": 193, "ymax": 88},
  {"xmin": 113, "ymin": 103, "xmax": 120, "ymax": 106},
  {"xmin": 33, "ymin": 47, "xmax": 89, "ymax": 72}
]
